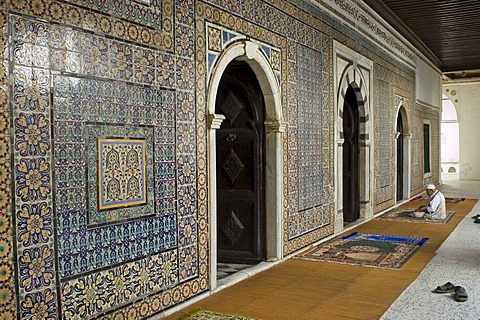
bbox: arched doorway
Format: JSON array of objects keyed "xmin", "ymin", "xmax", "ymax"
[
  {"xmin": 342, "ymin": 85, "xmax": 360, "ymax": 223},
  {"xmin": 395, "ymin": 103, "xmax": 412, "ymax": 202},
  {"xmin": 396, "ymin": 112, "xmax": 404, "ymax": 201},
  {"xmin": 206, "ymin": 40, "xmax": 284, "ymax": 290},
  {"xmin": 215, "ymin": 60, "xmax": 266, "ymax": 264}
]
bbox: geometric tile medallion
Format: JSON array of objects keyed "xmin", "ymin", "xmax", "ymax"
[{"xmin": 98, "ymin": 138, "xmax": 147, "ymax": 210}]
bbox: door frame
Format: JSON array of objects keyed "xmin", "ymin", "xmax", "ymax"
[
  {"xmin": 206, "ymin": 40, "xmax": 285, "ymax": 290},
  {"xmin": 334, "ymin": 41, "xmax": 373, "ymax": 232}
]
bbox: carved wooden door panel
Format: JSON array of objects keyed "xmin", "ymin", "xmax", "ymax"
[
  {"xmin": 342, "ymin": 86, "xmax": 360, "ymax": 223},
  {"xmin": 215, "ymin": 62, "xmax": 265, "ymax": 264}
]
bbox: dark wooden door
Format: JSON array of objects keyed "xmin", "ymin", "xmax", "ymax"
[
  {"xmin": 216, "ymin": 61, "xmax": 265, "ymax": 264},
  {"xmin": 396, "ymin": 113, "xmax": 404, "ymax": 201},
  {"xmin": 343, "ymin": 86, "xmax": 360, "ymax": 223}
]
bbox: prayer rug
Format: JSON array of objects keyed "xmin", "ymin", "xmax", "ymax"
[
  {"xmin": 410, "ymin": 195, "xmax": 465, "ymax": 203},
  {"xmin": 377, "ymin": 209, "xmax": 456, "ymax": 224},
  {"xmin": 296, "ymin": 232, "xmax": 428, "ymax": 269},
  {"xmin": 176, "ymin": 309, "xmax": 257, "ymax": 320}
]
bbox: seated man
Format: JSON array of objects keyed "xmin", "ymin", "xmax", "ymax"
[{"xmin": 413, "ymin": 184, "xmax": 446, "ymax": 220}]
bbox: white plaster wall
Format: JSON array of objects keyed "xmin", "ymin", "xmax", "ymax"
[{"xmin": 443, "ymin": 82, "xmax": 480, "ymax": 180}]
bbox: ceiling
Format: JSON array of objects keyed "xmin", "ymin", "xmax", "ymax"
[{"xmin": 363, "ymin": 0, "xmax": 480, "ymax": 80}]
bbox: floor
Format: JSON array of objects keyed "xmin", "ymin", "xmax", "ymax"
[
  {"xmin": 381, "ymin": 179, "xmax": 480, "ymax": 320},
  {"xmin": 161, "ymin": 179, "xmax": 480, "ymax": 319}
]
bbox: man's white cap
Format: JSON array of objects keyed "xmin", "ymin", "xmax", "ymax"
[{"xmin": 426, "ymin": 184, "xmax": 436, "ymax": 190}]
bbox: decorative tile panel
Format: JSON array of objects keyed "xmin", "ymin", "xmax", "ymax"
[
  {"xmin": 10, "ymin": 14, "xmax": 58, "ymax": 320},
  {"xmin": 85, "ymin": 126, "xmax": 155, "ymax": 225},
  {"xmin": 4, "ymin": 0, "xmax": 205, "ymax": 317},
  {"xmin": 297, "ymin": 44, "xmax": 324, "ymax": 211},
  {"xmin": 289, "ymin": 44, "xmax": 332, "ymax": 239},
  {"xmin": 0, "ymin": 9, "xmax": 15, "ymax": 320},
  {"xmin": 61, "ymin": 250, "xmax": 178, "ymax": 319},
  {"xmin": 97, "ymin": 139, "xmax": 147, "ymax": 210},
  {"xmin": 22, "ymin": 0, "xmax": 174, "ymax": 51},
  {"xmin": 50, "ymin": 74, "xmax": 179, "ymax": 282},
  {"xmin": 372, "ymin": 63, "xmax": 415, "ymax": 211},
  {"xmin": 377, "ymin": 79, "xmax": 392, "ymax": 188}
]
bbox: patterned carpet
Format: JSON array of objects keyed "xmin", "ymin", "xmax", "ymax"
[
  {"xmin": 177, "ymin": 309, "xmax": 257, "ymax": 320},
  {"xmin": 410, "ymin": 195, "xmax": 465, "ymax": 203},
  {"xmin": 296, "ymin": 232, "xmax": 428, "ymax": 269},
  {"xmin": 377, "ymin": 209, "xmax": 456, "ymax": 224}
]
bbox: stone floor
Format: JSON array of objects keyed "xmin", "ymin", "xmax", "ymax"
[{"xmin": 381, "ymin": 179, "xmax": 480, "ymax": 320}]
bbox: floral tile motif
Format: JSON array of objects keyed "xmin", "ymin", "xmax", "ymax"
[
  {"xmin": 176, "ymin": 57, "xmax": 195, "ymax": 90},
  {"xmin": 20, "ymin": 288, "xmax": 58, "ymax": 320},
  {"xmin": 13, "ymin": 66, "xmax": 50, "ymax": 112},
  {"xmin": 176, "ymin": 0, "xmax": 194, "ymax": 25},
  {"xmin": 14, "ymin": 112, "xmax": 50, "ymax": 157},
  {"xmin": 16, "ymin": 202, "xmax": 53, "ymax": 248},
  {"xmin": 14, "ymin": 157, "xmax": 52, "ymax": 203},
  {"xmin": 156, "ymin": 52, "xmax": 176, "ymax": 88},
  {"xmin": 178, "ymin": 244, "xmax": 198, "ymax": 282},
  {"xmin": 18, "ymin": 245, "xmax": 55, "ymax": 292},
  {"xmin": 176, "ymin": 24, "xmax": 195, "ymax": 58}
]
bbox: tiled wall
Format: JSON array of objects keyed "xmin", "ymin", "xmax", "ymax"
[
  {"xmin": 373, "ymin": 62, "xmax": 415, "ymax": 212},
  {"xmin": 2, "ymin": 0, "xmax": 208, "ymax": 318},
  {"xmin": 0, "ymin": 0, "xmax": 435, "ymax": 318},
  {"xmin": 0, "ymin": 5, "xmax": 14, "ymax": 320},
  {"xmin": 197, "ymin": 0, "xmax": 336, "ymax": 255}
]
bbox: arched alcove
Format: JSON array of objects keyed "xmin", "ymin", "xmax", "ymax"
[{"xmin": 441, "ymin": 93, "xmax": 459, "ymax": 180}]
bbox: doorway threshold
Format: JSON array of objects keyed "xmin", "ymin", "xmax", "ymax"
[{"xmin": 214, "ymin": 261, "xmax": 278, "ymax": 292}]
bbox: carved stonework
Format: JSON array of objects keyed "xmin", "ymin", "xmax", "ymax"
[{"xmin": 221, "ymin": 210, "xmax": 245, "ymax": 244}]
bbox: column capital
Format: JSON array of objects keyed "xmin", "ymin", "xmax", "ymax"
[
  {"xmin": 208, "ymin": 114, "xmax": 226, "ymax": 129},
  {"xmin": 265, "ymin": 120, "xmax": 287, "ymax": 133}
]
